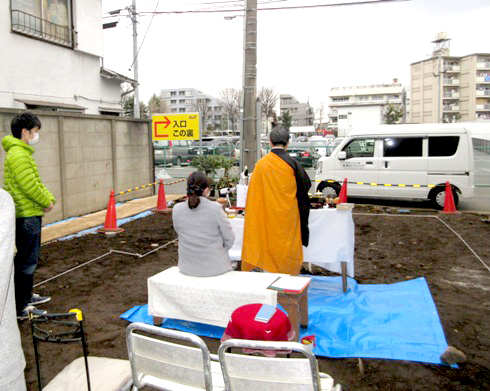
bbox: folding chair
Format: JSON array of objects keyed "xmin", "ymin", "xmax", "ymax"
[
  {"xmin": 126, "ymin": 322, "xmax": 224, "ymax": 391},
  {"xmin": 218, "ymin": 339, "xmax": 341, "ymax": 391},
  {"xmin": 30, "ymin": 311, "xmax": 132, "ymax": 391}
]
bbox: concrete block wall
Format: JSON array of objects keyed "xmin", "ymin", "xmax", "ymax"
[{"xmin": 0, "ymin": 109, "xmax": 153, "ymax": 224}]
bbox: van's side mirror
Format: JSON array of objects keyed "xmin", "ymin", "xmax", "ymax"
[{"xmin": 338, "ymin": 151, "xmax": 347, "ymax": 160}]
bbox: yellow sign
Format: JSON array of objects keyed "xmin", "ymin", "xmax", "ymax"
[{"xmin": 152, "ymin": 113, "xmax": 200, "ymax": 141}]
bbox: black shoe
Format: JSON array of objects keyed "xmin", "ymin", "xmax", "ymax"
[
  {"xmin": 17, "ymin": 305, "xmax": 47, "ymax": 320},
  {"xmin": 28, "ymin": 293, "xmax": 51, "ymax": 306}
]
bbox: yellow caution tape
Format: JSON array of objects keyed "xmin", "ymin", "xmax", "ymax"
[
  {"xmin": 116, "ymin": 178, "xmax": 186, "ymax": 196},
  {"xmin": 314, "ymin": 179, "xmax": 438, "ymax": 188}
]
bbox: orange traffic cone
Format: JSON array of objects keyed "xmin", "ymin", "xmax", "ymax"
[
  {"xmin": 442, "ymin": 181, "xmax": 458, "ymax": 214},
  {"xmin": 152, "ymin": 180, "xmax": 171, "ymax": 214},
  {"xmin": 98, "ymin": 190, "xmax": 124, "ymax": 235},
  {"xmin": 338, "ymin": 178, "xmax": 348, "ymax": 203}
]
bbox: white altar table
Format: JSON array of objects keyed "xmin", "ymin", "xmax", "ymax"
[{"xmin": 228, "ymin": 208, "xmax": 355, "ymax": 278}]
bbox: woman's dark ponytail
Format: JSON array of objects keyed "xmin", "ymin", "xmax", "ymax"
[
  {"xmin": 187, "ymin": 172, "xmax": 210, "ymax": 209},
  {"xmin": 188, "ymin": 192, "xmax": 200, "ymax": 209}
]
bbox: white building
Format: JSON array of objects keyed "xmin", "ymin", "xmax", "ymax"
[
  {"xmin": 0, "ymin": 0, "xmax": 133, "ymax": 115},
  {"xmin": 160, "ymin": 88, "xmax": 224, "ymax": 131},
  {"xmin": 410, "ymin": 49, "xmax": 490, "ymax": 123},
  {"xmin": 328, "ymin": 80, "xmax": 406, "ymax": 136}
]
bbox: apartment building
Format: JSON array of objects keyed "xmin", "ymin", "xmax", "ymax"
[
  {"xmin": 410, "ymin": 51, "xmax": 490, "ymax": 123},
  {"xmin": 279, "ymin": 94, "xmax": 314, "ymax": 126},
  {"xmin": 160, "ymin": 88, "xmax": 223, "ymax": 131},
  {"xmin": 328, "ymin": 81, "xmax": 406, "ymax": 136},
  {"xmin": 0, "ymin": 0, "xmax": 132, "ymax": 115}
]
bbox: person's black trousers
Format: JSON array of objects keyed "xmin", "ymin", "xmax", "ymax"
[{"xmin": 14, "ymin": 216, "xmax": 42, "ymax": 314}]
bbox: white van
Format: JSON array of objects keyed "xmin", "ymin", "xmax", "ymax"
[{"xmin": 313, "ymin": 124, "xmax": 475, "ymax": 209}]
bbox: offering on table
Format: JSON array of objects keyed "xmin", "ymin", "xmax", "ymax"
[
  {"xmin": 225, "ymin": 208, "xmax": 237, "ymax": 218},
  {"xmin": 217, "ymin": 197, "xmax": 227, "ymax": 209}
]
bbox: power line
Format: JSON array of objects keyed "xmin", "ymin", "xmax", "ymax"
[{"xmin": 136, "ymin": 0, "xmax": 409, "ymax": 16}]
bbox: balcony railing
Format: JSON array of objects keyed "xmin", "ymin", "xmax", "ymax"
[
  {"xmin": 476, "ymin": 90, "xmax": 490, "ymax": 96},
  {"xmin": 11, "ymin": 9, "xmax": 77, "ymax": 48},
  {"xmin": 443, "ymin": 78, "xmax": 460, "ymax": 85},
  {"xmin": 443, "ymin": 92, "xmax": 460, "ymax": 98},
  {"xmin": 476, "ymin": 76, "xmax": 490, "ymax": 83},
  {"xmin": 477, "ymin": 62, "xmax": 490, "ymax": 69},
  {"xmin": 476, "ymin": 104, "xmax": 490, "ymax": 111},
  {"xmin": 443, "ymin": 105, "xmax": 459, "ymax": 112},
  {"xmin": 444, "ymin": 65, "xmax": 460, "ymax": 72}
]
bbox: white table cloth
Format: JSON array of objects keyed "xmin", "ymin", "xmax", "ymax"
[
  {"xmin": 228, "ymin": 208, "xmax": 355, "ymax": 277},
  {"xmin": 148, "ymin": 266, "xmax": 280, "ymax": 327}
]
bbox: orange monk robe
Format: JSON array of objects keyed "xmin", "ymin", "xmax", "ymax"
[{"xmin": 241, "ymin": 152, "xmax": 303, "ymax": 275}]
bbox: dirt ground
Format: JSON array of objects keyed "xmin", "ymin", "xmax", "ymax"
[{"xmin": 18, "ymin": 206, "xmax": 490, "ymax": 390}]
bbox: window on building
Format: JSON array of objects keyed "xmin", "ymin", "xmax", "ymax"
[
  {"xmin": 383, "ymin": 138, "xmax": 423, "ymax": 157},
  {"xmin": 332, "ymin": 97, "xmax": 349, "ymax": 102},
  {"xmin": 161, "ymin": 91, "xmax": 170, "ymax": 97},
  {"xmin": 179, "ymin": 91, "xmax": 185, "ymax": 96},
  {"xmin": 171, "ymin": 108, "xmax": 177, "ymax": 113},
  {"xmin": 372, "ymin": 95, "xmax": 384, "ymax": 100},
  {"xmin": 185, "ymin": 99, "xmax": 193, "ymax": 105},
  {"xmin": 11, "ymin": 0, "xmax": 76, "ymax": 48},
  {"xmin": 343, "ymin": 138, "xmax": 375, "ymax": 158},
  {"xmin": 179, "ymin": 99, "xmax": 185, "ymax": 104},
  {"xmin": 171, "ymin": 100, "xmax": 176, "ymax": 104},
  {"xmin": 185, "ymin": 91, "xmax": 193, "ymax": 96},
  {"xmin": 179, "ymin": 108, "xmax": 186, "ymax": 113},
  {"xmin": 171, "ymin": 91, "xmax": 177, "ymax": 96},
  {"xmin": 429, "ymin": 136, "xmax": 459, "ymax": 157}
]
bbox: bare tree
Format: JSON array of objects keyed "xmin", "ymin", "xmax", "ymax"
[
  {"xmin": 316, "ymin": 102, "xmax": 325, "ymax": 128},
  {"xmin": 218, "ymin": 88, "xmax": 240, "ymax": 134},
  {"xmin": 258, "ymin": 87, "xmax": 278, "ymax": 134},
  {"xmin": 192, "ymin": 96, "xmax": 213, "ymax": 133},
  {"xmin": 147, "ymin": 93, "xmax": 169, "ymax": 115}
]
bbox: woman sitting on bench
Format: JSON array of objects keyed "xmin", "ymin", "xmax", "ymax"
[{"xmin": 172, "ymin": 172, "xmax": 235, "ymax": 277}]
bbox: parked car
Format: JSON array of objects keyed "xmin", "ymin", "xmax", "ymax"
[
  {"xmin": 288, "ymin": 142, "xmax": 319, "ymax": 168},
  {"xmin": 153, "ymin": 140, "xmax": 172, "ymax": 166},
  {"xmin": 171, "ymin": 140, "xmax": 193, "ymax": 166},
  {"xmin": 187, "ymin": 137, "xmax": 235, "ymax": 162},
  {"xmin": 234, "ymin": 141, "xmax": 268, "ymax": 163},
  {"xmin": 309, "ymin": 138, "xmax": 331, "ymax": 157}
]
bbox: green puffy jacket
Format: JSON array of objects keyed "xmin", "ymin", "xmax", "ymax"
[{"xmin": 2, "ymin": 135, "xmax": 55, "ymax": 218}]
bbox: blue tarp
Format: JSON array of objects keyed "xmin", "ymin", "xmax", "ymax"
[{"xmin": 121, "ymin": 276, "xmax": 448, "ymax": 364}]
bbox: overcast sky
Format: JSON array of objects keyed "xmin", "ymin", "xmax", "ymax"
[{"xmin": 101, "ymin": 0, "xmax": 490, "ymax": 112}]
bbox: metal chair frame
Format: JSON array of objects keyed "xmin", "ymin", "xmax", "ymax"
[{"xmin": 30, "ymin": 312, "xmax": 91, "ymax": 391}]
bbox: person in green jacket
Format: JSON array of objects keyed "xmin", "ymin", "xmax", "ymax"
[{"xmin": 2, "ymin": 112, "xmax": 55, "ymax": 319}]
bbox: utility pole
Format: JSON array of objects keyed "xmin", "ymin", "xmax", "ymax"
[
  {"xmin": 131, "ymin": 0, "xmax": 140, "ymax": 118},
  {"xmin": 432, "ymin": 32, "xmax": 450, "ymax": 124},
  {"xmin": 241, "ymin": 0, "xmax": 258, "ymax": 172}
]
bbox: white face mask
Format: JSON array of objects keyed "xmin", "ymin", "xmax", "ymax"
[{"xmin": 28, "ymin": 132, "xmax": 39, "ymax": 146}]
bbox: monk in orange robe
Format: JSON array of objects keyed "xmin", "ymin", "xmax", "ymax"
[{"xmin": 241, "ymin": 125, "xmax": 311, "ymax": 275}]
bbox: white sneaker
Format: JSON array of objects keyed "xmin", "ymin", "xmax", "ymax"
[{"xmin": 17, "ymin": 305, "xmax": 47, "ymax": 320}]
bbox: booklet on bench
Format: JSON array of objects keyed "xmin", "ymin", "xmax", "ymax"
[{"xmin": 267, "ymin": 276, "xmax": 311, "ymax": 294}]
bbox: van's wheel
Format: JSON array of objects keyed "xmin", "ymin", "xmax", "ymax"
[
  {"xmin": 317, "ymin": 182, "xmax": 341, "ymax": 198},
  {"xmin": 431, "ymin": 186, "xmax": 459, "ymax": 210},
  {"xmin": 176, "ymin": 157, "xmax": 182, "ymax": 166}
]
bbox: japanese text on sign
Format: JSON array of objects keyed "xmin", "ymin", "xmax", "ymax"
[{"xmin": 152, "ymin": 113, "xmax": 200, "ymax": 141}]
